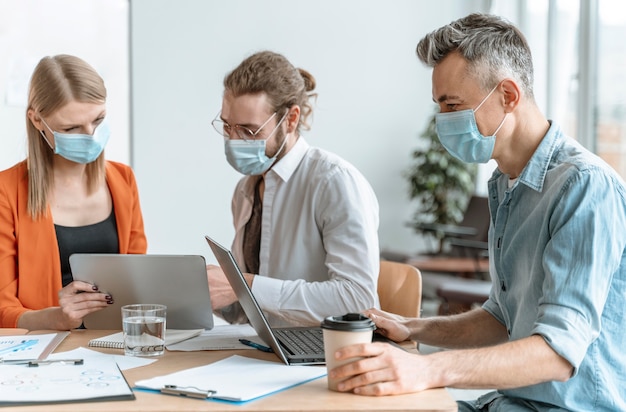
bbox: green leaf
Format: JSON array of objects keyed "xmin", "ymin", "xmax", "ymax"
[{"xmin": 406, "ymin": 107, "xmax": 478, "ymax": 236}]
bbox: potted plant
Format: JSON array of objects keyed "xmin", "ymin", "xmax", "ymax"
[{"xmin": 405, "ymin": 109, "xmax": 478, "ymax": 253}]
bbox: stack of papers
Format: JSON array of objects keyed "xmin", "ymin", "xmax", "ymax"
[{"xmin": 166, "ymin": 323, "xmax": 259, "ymax": 351}]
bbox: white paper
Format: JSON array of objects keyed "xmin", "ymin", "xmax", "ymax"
[
  {"xmin": 0, "ymin": 333, "xmax": 61, "ymax": 361},
  {"xmin": 49, "ymin": 347, "xmax": 157, "ymax": 371},
  {"xmin": 166, "ymin": 324, "xmax": 260, "ymax": 351},
  {"xmin": 135, "ymin": 355, "xmax": 326, "ymax": 402},
  {"xmin": 0, "ymin": 355, "xmax": 133, "ymax": 404}
]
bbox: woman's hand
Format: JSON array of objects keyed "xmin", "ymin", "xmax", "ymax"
[{"xmin": 57, "ymin": 280, "xmax": 112, "ymax": 329}]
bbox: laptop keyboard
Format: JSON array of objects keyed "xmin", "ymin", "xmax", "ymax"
[{"xmin": 274, "ymin": 328, "xmax": 324, "ymax": 355}]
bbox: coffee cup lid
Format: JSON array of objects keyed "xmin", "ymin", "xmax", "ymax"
[{"xmin": 321, "ymin": 313, "xmax": 376, "ymax": 331}]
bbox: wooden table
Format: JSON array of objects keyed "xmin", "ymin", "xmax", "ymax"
[
  {"xmin": 407, "ymin": 257, "xmax": 489, "ymax": 278},
  {"xmin": 10, "ymin": 329, "xmax": 457, "ymax": 412}
]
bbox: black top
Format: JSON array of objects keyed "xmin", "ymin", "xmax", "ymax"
[{"xmin": 55, "ymin": 209, "xmax": 119, "ymax": 287}]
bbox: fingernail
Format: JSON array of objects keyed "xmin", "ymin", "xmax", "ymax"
[
  {"xmin": 105, "ymin": 295, "xmax": 112, "ymax": 300},
  {"xmin": 92, "ymin": 285, "xmax": 99, "ymax": 291},
  {"xmin": 107, "ymin": 299, "xmax": 114, "ymax": 304}
]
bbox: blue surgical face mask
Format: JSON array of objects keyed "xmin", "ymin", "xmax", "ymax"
[
  {"xmin": 224, "ymin": 112, "xmax": 288, "ymax": 175},
  {"xmin": 435, "ymin": 84, "xmax": 508, "ymax": 163},
  {"xmin": 225, "ymin": 133, "xmax": 289, "ymax": 175},
  {"xmin": 39, "ymin": 118, "xmax": 110, "ymax": 164}
]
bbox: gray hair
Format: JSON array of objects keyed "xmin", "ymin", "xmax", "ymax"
[{"xmin": 416, "ymin": 13, "xmax": 535, "ymax": 100}]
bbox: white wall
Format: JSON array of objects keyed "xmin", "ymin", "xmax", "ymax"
[
  {"xmin": 0, "ymin": 0, "xmax": 130, "ymax": 169},
  {"xmin": 130, "ymin": 0, "xmax": 485, "ymax": 261},
  {"xmin": 1, "ymin": 0, "xmax": 489, "ymax": 262}
]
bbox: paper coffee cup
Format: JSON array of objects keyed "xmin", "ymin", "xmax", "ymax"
[{"xmin": 321, "ymin": 313, "xmax": 376, "ymax": 391}]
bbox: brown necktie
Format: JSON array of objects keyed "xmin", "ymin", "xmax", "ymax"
[{"xmin": 243, "ymin": 177, "xmax": 263, "ymax": 274}]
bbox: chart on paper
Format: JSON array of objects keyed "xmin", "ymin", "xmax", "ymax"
[{"xmin": 0, "ymin": 357, "xmax": 134, "ymax": 404}]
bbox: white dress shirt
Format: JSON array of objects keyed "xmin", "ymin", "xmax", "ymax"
[{"xmin": 229, "ymin": 137, "xmax": 380, "ymax": 327}]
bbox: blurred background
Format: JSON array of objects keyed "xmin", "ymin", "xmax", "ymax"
[{"xmin": 1, "ymin": 0, "xmax": 625, "ymax": 263}]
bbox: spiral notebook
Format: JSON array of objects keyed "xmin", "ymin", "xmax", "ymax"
[{"xmin": 88, "ymin": 329, "xmax": 203, "ymax": 349}]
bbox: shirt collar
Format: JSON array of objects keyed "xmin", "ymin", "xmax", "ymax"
[
  {"xmin": 266, "ymin": 137, "xmax": 309, "ymax": 182},
  {"xmin": 492, "ymin": 121, "xmax": 563, "ymax": 192}
]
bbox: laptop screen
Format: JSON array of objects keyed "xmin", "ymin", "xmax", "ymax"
[{"xmin": 204, "ymin": 236, "xmax": 294, "ymax": 364}]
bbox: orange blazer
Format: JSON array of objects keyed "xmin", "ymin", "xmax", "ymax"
[{"xmin": 0, "ymin": 161, "xmax": 147, "ymax": 327}]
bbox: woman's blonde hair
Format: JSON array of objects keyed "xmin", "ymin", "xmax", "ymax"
[
  {"xmin": 223, "ymin": 50, "xmax": 317, "ymax": 133},
  {"xmin": 26, "ymin": 54, "xmax": 107, "ymax": 219}
]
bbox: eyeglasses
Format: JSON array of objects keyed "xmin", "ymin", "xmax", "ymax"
[{"xmin": 211, "ymin": 111, "xmax": 279, "ymax": 141}]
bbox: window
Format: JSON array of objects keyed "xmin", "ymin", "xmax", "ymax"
[
  {"xmin": 492, "ymin": 0, "xmax": 626, "ymax": 179},
  {"xmin": 596, "ymin": 0, "xmax": 626, "ymax": 178}
]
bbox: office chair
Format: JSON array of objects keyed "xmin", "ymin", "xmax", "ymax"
[
  {"xmin": 416, "ymin": 195, "xmax": 489, "ymax": 259},
  {"xmin": 377, "ymin": 261, "xmax": 422, "ymax": 318},
  {"xmin": 391, "ymin": 195, "xmax": 490, "ymax": 279}
]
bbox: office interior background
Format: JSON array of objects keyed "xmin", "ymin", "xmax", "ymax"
[{"xmin": 1, "ymin": 0, "xmax": 625, "ymax": 263}]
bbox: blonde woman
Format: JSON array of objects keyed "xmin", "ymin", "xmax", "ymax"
[{"xmin": 0, "ymin": 55, "xmax": 146, "ymax": 330}]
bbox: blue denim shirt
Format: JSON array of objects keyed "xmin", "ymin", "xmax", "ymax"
[{"xmin": 482, "ymin": 122, "xmax": 626, "ymax": 411}]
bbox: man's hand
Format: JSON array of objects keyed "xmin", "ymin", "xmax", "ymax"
[
  {"xmin": 329, "ymin": 342, "xmax": 434, "ymax": 396},
  {"xmin": 363, "ymin": 308, "xmax": 414, "ymax": 342},
  {"xmin": 206, "ymin": 264, "xmax": 238, "ymax": 309}
]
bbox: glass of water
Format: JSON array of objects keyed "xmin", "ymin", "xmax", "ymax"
[{"xmin": 121, "ymin": 304, "xmax": 167, "ymax": 357}]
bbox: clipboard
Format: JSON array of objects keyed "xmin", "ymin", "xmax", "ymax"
[
  {"xmin": 134, "ymin": 355, "xmax": 326, "ymax": 403},
  {"xmin": 0, "ymin": 356, "xmax": 134, "ymax": 405}
]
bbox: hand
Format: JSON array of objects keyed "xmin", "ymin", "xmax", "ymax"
[
  {"xmin": 363, "ymin": 308, "xmax": 413, "ymax": 342},
  {"xmin": 329, "ymin": 342, "xmax": 433, "ymax": 396},
  {"xmin": 57, "ymin": 281, "xmax": 112, "ymax": 329},
  {"xmin": 206, "ymin": 264, "xmax": 238, "ymax": 310}
]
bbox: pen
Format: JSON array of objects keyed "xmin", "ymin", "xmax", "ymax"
[
  {"xmin": 28, "ymin": 358, "xmax": 84, "ymax": 367},
  {"xmin": 0, "ymin": 358, "xmax": 84, "ymax": 367},
  {"xmin": 238, "ymin": 339, "xmax": 273, "ymax": 353}
]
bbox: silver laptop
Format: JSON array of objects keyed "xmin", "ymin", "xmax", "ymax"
[
  {"xmin": 205, "ymin": 236, "xmax": 326, "ymax": 365},
  {"xmin": 70, "ymin": 254, "xmax": 214, "ymax": 330}
]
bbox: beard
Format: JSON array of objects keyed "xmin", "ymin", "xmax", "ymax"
[{"xmin": 267, "ymin": 126, "xmax": 290, "ymax": 161}]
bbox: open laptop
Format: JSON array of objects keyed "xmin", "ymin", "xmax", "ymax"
[
  {"xmin": 70, "ymin": 254, "xmax": 214, "ymax": 330},
  {"xmin": 205, "ymin": 236, "xmax": 327, "ymax": 365}
]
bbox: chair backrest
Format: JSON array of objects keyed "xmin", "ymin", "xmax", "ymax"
[{"xmin": 377, "ymin": 261, "xmax": 422, "ymax": 318}]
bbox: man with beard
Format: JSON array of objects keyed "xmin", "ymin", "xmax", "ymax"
[{"xmin": 207, "ymin": 51, "xmax": 380, "ymax": 328}]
